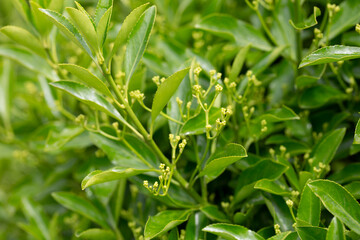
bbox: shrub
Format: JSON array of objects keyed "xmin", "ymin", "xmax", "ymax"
[{"xmin": 1, "ymin": 0, "xmax": 360, "ymax": 239}]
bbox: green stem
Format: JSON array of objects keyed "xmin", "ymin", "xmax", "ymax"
[
  {"xmin": 100, "ymin": 64, "xmax": 204, "ymax": 204},
  {"xmin": 255, "ymin": 9, "xmax": 277, "ymax": 46}
]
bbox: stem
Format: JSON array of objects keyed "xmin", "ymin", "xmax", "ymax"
[
  {"xmin": 100, "ymin": 64, "xmax": 204, "ymax": 204},
  {"xmin": 255, "ymin": 9, "xmax": 277, "ymax": 46},
  {"xmin": 138, "ymin": 101, "xmax": 184, "ymax": 125}
]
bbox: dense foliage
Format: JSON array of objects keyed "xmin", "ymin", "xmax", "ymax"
[{"xmin": 1, "ymin": 0, "xmax": 360, "ymax": 239}]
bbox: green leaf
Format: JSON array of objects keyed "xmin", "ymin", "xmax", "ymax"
[
  {"xmin": 297, "ymin": 184, "xmax": 321, "ymax": 226},
  {"xmin": 94, "ymin": 0, "xmax": 113, "ymax": 25},
  {"xmin": 66, "ymin": 7, "xmax": 99, "ymax": 54},
  {"xmin": 39, "ymin": 9, "xmax": 94, "ymax": 58},
  {"xmin": 196, "ymin": 14, "xmax": 272, "ymax": 51},
  {"xmin": 0, "ymin": 60, "xmax": 13, "ymax": 133},
  {"xmin": 263, "ymin": 193, "xmax": 294, "ymax": 232},
  {"xmin": 76, "ymin": 228, "xmax": 116, "ymax": 240},
  {"xmin": 144, "ymin": 210, "xmax": 193, "ymax": 240},
  {"xmin": 30, "ymin": 1, "xmax": 52, "ymax": 36},
  {"xmin": 151, "ymin": 68, "xmax": 189, "ymax": 129},
  {"xmin": 0, "ymin": 26, "xmax": 46, "ymax": 58},
  {"xmin": 295, "ymin": 75, "xmax": 319, "ymax": 89},
  {"xmin": 309, "ymin": 128, "xmax": 345, "ymax": 173},
  {"xmin": 324, "ymin": 0, "xmax": 360, "ymax": 42},
  {"xmin": 236, "ymin": 160, "xmax": 288, "ymax": 192},
  {"xmin": 200, "ymin": 205, "xmax": 230, "ymax": 223},
  {"xmin": 50, "ymin": 80, "xmax": 127, "ymax": 125},
  {"xmin": 202, "ymin": 223, "xmax": 265, "ymax": 240},
  {"xmin": 200, "ymin": 143, "xmax": 247, "ymax": 182},
  {"xmin": 299, "ymin": 85, "xmax": 346, "ymax": 109},
  {"xmin": 259, "ymin": 106, "xmax": 299, "ymax": 123},
  {"xmin": 329, "ymin": 163, "xmax": 360, "ymax": 184},
  {"xmin": 254, "ymin": 179, "xmax": 290, "ymax": 196},
  {"xmin": 180, "ymin": 108, "xmax": 221, "ymax": 136},
  {"xmin": 268, "ymin": 232, "xmax": 298, "ymax": 240},
  {"xmin": 326, "ymin": 217, "xmax": 345, "ymax": 240},
  {"xmin": 229, "ymin": 45, "xmax": 250, "ymax": 82},
  {"xmin": 90, "ymin": 133, "xmax": 159, "ymax": 169},
  {"xmin": 289, "ymin": 7, "xmax": 321, "ymax": 30},
  {"xmin": 277, "ymin": 156, "xmax": 300, "ymax": 191},
  {"xmin": 0, "ymin": 45, "xmax": 57, "ymax": 81},
  {"xmin": 345, "ymin": 182, "xmax": 360, "ymax": 199},
  {"xmin": 97, "ymin": 6, "xmax": 112, "ymax": 48},
  {"xmin": 12, "ymin": 0, "xmax": 32, "ymax": 23},
  {"xmin": 308, "ymin": 180, "xmax": 360, "ymax": 234},
  {"xmin": 52, "ymin": 192, "xmax": 108, "ymax": 228},
  {"xmin": 354, "ymin": 119, "xmax": 360, "ymax": 144},
  {"xmin": 108, "ymin": 3, "xmax": 149, "ymax": 64},
  {"xmin": 184, "ymin": 212, "xmax": 207, "ymax": 240},
  {"xmin": 45, "ymin": 126, "xmax": 84, "ymax": 152},
  {"xmin": 299, "ymin": 45, "xmax": 360, "ymax": 68},
  {"xmin": 59, "ymin": 64, "xmax": 112, "ymax": 97},
  {"xmin": 124, "ymin": 6, "xmax": 156, "ymax": 85},
  {"xmin": 21, "ymin": 198, "xmax": 51, "ymax": 240},
  {"xmin": 82, "ymin": 168, "xmax": 154, "ymax": 189},
  {"xmin": 296, "ymin": 226, "xmax": 327, "ymax": 240}
]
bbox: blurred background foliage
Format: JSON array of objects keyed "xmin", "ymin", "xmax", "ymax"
[{"xmin": 1, "ymin": 0, "xmax": 360, "ymax": 239}]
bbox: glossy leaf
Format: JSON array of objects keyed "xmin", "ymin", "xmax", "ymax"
[
  {"xmin": 297, "ymin": 184, "xmax": 321, "ymax": 226},
  {"xmin": 268, "ymin": 232, "xmax": 298, "ymax": 240},
  {"xmin": 329, "ymin": 163, "xmax": 360, "ymax": 184},
  {"xmin": 0, "ymin": 26, "xmax": 46, "ymax": 58},
  {"xmin": 180, "ymin": 108, "xmax": 221, "ymax": 135},
  {"xmin": 236, "ymin": 160, "xmax": 288, "ymax": 192},
  {"xmin": 94, "ymin": 0, "xmax": 113, "ymax": 25},
  {"xmin": 354, "ymin": 119, "xmax": 360, "ymax": 144},
  {"xmin": 299, "ymin": 45, "xmax": 360, "ymax": 68},
  {"xmin": 109, "ymin": 3, "xmax": 149, "ymax": 64},
  {"xmin": 50, "ymin": 81, "xmax": 127, "ymax": 125},
  {"xmin": 296, "ymin": 226, "xmax": 327, "ymax": 240},
  {"xmin": 309, "ymin": 128, "xmax": 345, "ymax": 172},
  {"xmin": 0, "ymin": 45, "xmax": 57, "ymax": 81},
  {"xmin": 263, "ymin": 193, "xmax": 294, "ymax": 232},
  {"xmin": 82, "ymin": 168, "xmax": 154, "ymax": 189},
  {"xmin": 66, "ymin": 7, "xmax": 99, "ymax": 54},
  {"xmin": 151, "ymin": 68, "xmax": 189, "ymax": 129},
  {"xmin": 289, "ymin": 7, "xmax": 321, "ymax": 30},
  {"xmin": 200, "ymin": 143, "xmax": 247, "ymax": 182},
  {"xmin": 77, "ymin": 229, "xmax": 115, "ymax": 240},
  {"xmin": 144, "ymin": 210, "xmax": 193, "ymax": 240},
  {"xmin": 184, "ymin": 212, "xmax": 207, "ymax": 240},
  {"xmin": 345, "ymin": 182, "xmax": 360, "ymax": 199},
  {"xmin": 59, "ymin": 64, "xmax": 112, "ymax": 97},
  {"xmin": 308, "ymin": 180, "xmax": 360, "ymax": 234},
  {"xmin": 196, "ymin": 14, "xmax": 272, "ymax": 51},
  {"xmin": 299, "ymin": 85, "xmax": 346, "ymax": 109},
  {"xmin": 124, "ymin": 6, "xmax": 156, "ymax": 85},
  {"xmin": 200, "ymin": 205, "xmax": 230, "ymax": 223},
  {"xmin": 202, "ymin": 223, "xmax": 265, "ymax": 240},
  {"xmin": 326, "ymin": 217, "xmax": 345, "ymax": 240},
  {"xmin": 39, "ymin": 9, "xmax": 94, "ymax": 58},
  {"xmin": 52, "ymin": 192, "xmax": 108, "ymax": 228},
  {"xmin": 254, "ymin": 179, "xmax": 290, "ymax": 196}
]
